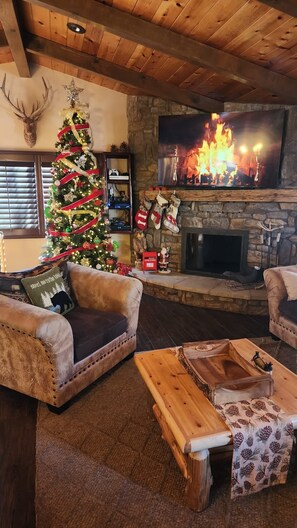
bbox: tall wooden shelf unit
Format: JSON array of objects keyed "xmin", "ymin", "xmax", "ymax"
[{"xmin": 100, "ymin": 152, "xmax": 133, "ymax": 234}]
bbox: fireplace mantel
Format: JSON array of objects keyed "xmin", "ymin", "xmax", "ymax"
[{"xmin": 140, "ymin": 188, "xmax": 297, "ymax": 203}]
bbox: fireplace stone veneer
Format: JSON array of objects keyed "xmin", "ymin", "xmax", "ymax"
[{"xmin": 141, "ymin": 189, "xmax": 297, "ymax": 275}]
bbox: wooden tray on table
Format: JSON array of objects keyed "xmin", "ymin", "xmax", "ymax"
[{"xmin": 180, "ymin": 339, "xmax": 274, "ymax": 405}]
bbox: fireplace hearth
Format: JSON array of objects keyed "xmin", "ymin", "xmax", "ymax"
[{"xmin": 181, "ymin": 228, "xmax": 249, "ymax": 278}]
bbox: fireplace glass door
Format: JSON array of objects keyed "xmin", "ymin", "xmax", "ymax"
[{"xmin": 181, "ymin": 228, "xmax": 249, "ymax": 278}]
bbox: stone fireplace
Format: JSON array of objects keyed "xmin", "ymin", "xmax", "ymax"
[
  {"xmin": 181, "ymin": 227, "xmax": 248, "ymax": 278},
  {"xmin": 128, "ymin": 96, "xmax": 297, "ymax": 274}
]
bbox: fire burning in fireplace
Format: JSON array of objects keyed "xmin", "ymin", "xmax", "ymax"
[
  {"xmin": 183, "ymin": 113, "xmax": 262, "ymax": 187},
  {"xmin": 158, "ymin": 110, "xmax": 285, "ymax": 189}
]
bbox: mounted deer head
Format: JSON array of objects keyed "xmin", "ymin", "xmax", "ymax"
[{"xmin": 0, "ymin": 75, "xmax": 52, "ymax": 148}]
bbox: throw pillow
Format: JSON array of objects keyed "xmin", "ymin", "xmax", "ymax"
[
  {"xmin": 21, "ymin": 267, "xmax": 75, "ymax": 315},
  {"xmin": 279, "ymin": 269, "xmax": 297, "ymax": 301},
  {"xmin": 0, "ymin": 257, "xmax": 75, "ymax": 304}
]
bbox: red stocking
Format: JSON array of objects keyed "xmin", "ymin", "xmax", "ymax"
[
  {"xmin": 135, "ymin": 197, "xmax": 152, "ymax": 230},
  {"xmin": 150, "ymin": 193, "xmax": 168, "ymax": 230}
]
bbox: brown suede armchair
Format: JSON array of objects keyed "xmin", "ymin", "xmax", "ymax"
[
  {"xmin": 264, "ymin": 264, "xmax": 297, "ymax": 349},
  {"xmin": 0, "ymin": 263, "xmax": 143, "ymax": 408}
]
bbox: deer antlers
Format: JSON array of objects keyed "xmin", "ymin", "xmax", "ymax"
[{"xmin": 0, "ymin": 74, "xmax": 52, "ymax": 148}]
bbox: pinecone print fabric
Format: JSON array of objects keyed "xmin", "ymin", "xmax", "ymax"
[{"xmin": 215, "ymin": 398, "xmax": 294, "ymax": 499}]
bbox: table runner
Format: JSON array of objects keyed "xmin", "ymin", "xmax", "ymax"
[
  {"xmin": 215, "ymin": 398, "xmax": 294, "ymax": 498},
  {"xmin": 177, "ymin": 345, "xmax": 294, "ymax": 499}
]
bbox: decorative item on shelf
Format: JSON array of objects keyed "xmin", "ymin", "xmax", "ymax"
[
  {"xmin": 119, "ymin": 141, "xmax": 130, "ymax": 153},
  {"xmin": 133, "ymin": 230, "xmax": 147, "ymax": 269},
  {"xmin": 252, "ymin": 351, "xmax": 273, "ymax": 373},
  {"xmin": 158, "ymin": 244, "xmax": 171, "ymax": 274},
  {"xmin": 108, "ymin": 168, "xmax": 129, "ymax": 181},
  {"xmin": 109, "ymin": 215, "xmax": 130, "ymax": 231},
  {"xmin": 108, "ymin": 169, "xmax": 119, "ymax": 177},
  {"xmin": 110, "ymin": 142, "xmax": 130, "ymax": 153}
]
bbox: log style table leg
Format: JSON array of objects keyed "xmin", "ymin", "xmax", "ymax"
[{"xmin": 185, "ymin": 449, "xmax": 213, "ymax": 512}]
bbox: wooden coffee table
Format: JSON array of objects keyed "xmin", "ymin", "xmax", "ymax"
[{"xmin": 134, "ymin": 338, "xmax": 297, "ymax": 512}]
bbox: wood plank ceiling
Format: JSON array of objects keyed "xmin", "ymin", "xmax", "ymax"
[{"xmin": 0, "ymin": 0, "xmax": 297, "ymax": 111}]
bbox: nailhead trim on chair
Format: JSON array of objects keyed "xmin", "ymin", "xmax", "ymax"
[{"xmin": 271, "ymin": 318, "xmax": 297, "ymax": 335}]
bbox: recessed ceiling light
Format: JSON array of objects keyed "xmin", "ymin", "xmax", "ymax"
[{"xmin": 67, "ymin": 22, "xmax": 86, "ymax": 34}]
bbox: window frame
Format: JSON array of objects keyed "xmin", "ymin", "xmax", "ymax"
[{"xmin": 0, "ymin": 150, "xmax": 55, "ymax": 239}]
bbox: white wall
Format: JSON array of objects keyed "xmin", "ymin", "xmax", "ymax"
[{"xmin": 0, "ymin": 64, "xmax": 131, "ymax": 270}]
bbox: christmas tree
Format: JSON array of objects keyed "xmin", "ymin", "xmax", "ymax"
[{"xmin": 41, "ymin": 79, "xmax": 118, "ymax": 271}]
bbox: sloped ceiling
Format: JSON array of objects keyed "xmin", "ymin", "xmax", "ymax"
[{"xmin": 1, "ymin": 0, "xmax": 297, "ymax": 111}]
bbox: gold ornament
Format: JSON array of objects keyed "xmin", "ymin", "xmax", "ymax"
[{"xmin": 80, "ymin": 257, "xmax": 90, "ymax": 267}]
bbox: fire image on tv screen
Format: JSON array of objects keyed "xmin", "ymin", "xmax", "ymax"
[{"xmin": 158, "ymin": 110, "xmax": 285, "ymax": 189}]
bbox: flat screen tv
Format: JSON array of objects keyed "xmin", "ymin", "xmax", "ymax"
[{"xmin": 158, "ymin": 110, "xmax": 286, "ymax": 189}]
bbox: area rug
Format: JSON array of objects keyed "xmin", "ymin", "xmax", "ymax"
[{"xmin": 36, "ymin": 338, "xmax": 297, "ymax": 528}]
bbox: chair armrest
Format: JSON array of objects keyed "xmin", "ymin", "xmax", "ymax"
[
  {"xmin": 68, "ymin": 263, "xmax": 143, "ymax": 335},
  {"xmin": 0, "ymin": 294, "xmax": 74, "ymax": 380},
  {"xmin": 263, "ymin": 265, "xmax": 297, "ymax": 321}
]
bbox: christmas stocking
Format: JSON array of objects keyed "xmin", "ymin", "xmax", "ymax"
[
  {"xmin": 135, "ymin": 196, "xmax": 152, "ymax": 230},
  {"xmin": 163, "ymin": 194, "xmax": 181, "ymax": 233},
  {"xmin": 150, "ymin": 193, "xmax": 168, "ymax": 230}
]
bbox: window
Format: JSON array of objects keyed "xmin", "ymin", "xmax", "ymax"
[{"xmin": 0, "ymin": 152, "xmax": 55, "ymax": 238}]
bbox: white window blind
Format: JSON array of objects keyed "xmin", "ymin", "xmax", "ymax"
[
  {"xmin": 0, "ymin": 161, "xmax": 39, "ymax": 234},
  {"xmin": 0, "ymin": 152, "xmax": 55, "ymax": 238},
  {"xmin": 41, "ymin": 162, "xmax": 53, "ymax": 210}
]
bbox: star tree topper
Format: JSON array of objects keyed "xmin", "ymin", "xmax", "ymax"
[{"xmin": 63, "ymin": 79, "xmax": 84, "ymax": 108}]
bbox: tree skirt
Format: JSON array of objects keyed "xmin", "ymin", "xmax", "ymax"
[{"xmin": 215, "ymin": 398, "xmax": 294, "ymax": 499}]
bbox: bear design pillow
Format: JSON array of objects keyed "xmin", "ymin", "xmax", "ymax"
[{"xmin": 21, "ymin": 267, "xmax": 74, "ymax": 315}]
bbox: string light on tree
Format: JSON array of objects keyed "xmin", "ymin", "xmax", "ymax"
[{"xmin": 40, "ymin": 78, "xmax": 118, "ymax": 271}]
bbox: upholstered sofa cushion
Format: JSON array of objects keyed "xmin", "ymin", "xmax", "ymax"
[
  {"xmin": 279, "ymin": 297, "xmax": 297, "ymax": 324},
  {"xmin": 64, "ymin": 306, "xmax": 128, "ymax": 363}
]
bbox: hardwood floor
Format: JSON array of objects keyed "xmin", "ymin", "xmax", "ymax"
[
  {"xmin": 0, "ymin": 387, "xmax": 37, "ymax": 528},
  {"xmin": 0, "ymin": 294, "xmax": 269, "ymax": 526},
  {"xmin": 136, "ymin": 294, "xmax": 270, "ymax": 352}
]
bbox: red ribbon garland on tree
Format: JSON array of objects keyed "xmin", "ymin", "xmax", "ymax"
[
  {"xmin": 57, "ymin": 123, "xmax": 89, "ymax": 139},
  {"xmin": 42, "ymin": 242, "xmax": 102, "ymax": 262},
  {"xmin": 59, "ymin": 168, "xmax": 99, "ymax": 186},
  {"xmin": 55, "ymin": 147, "xmax": 82, "ymax": 162},
  {"xmin": 61, "ymin": 188, "xmax": 103, "ymax": 211},
  {"xmin": 48, "ymin": 216, "xmax": 99, "ymax": 237}
]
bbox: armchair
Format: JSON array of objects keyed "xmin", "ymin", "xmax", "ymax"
[
  {"xmin": 264, "ymin": 264, "xmax": 297, "ymax": 348},
  {"xmin": 0, "ymin": 263, "xmax": 143, "ymax": 408}
]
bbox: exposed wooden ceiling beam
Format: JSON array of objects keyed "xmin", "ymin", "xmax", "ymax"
[
  {"xmin": 26, "ymin": 0, "xmax": 297, "ymax": 102},
  {"xmin": 25, "ymin": 34, "xmax": 223, "ymax": 113},
  {"xmin": 0, "ymin": 0, "xmax": 30, "ymax": 77},
  {"xmin": 257, "ymin": 0, "xmax": 297, "ymax": 18}
]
